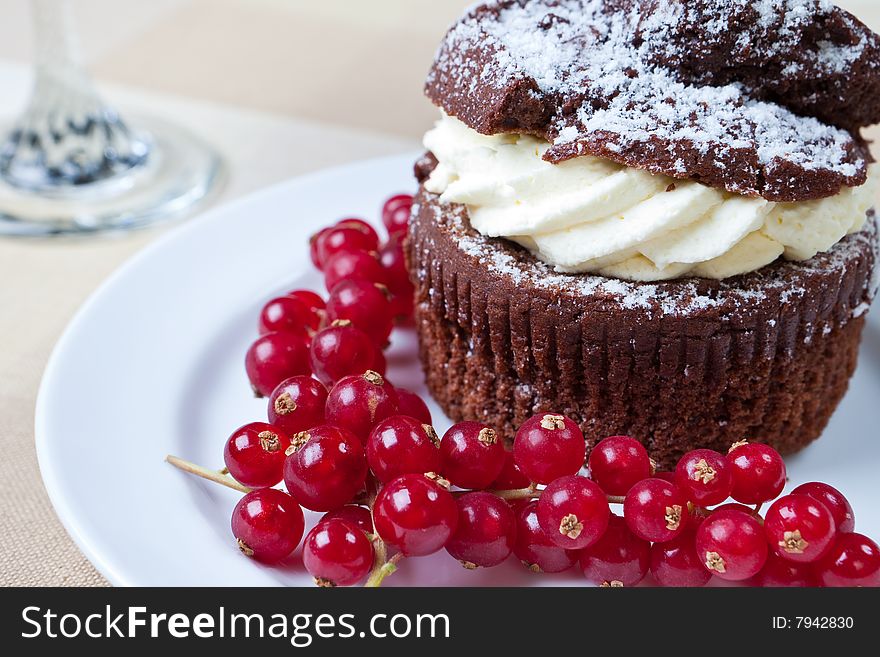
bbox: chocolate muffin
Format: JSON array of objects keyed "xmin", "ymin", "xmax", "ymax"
[{"xmin": 409, "ymin": 0, "xmax": 880, "ymax": 467}]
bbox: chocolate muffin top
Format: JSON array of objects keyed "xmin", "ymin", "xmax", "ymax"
[{"xmin": 425, "ymin": 0, "xmax": 880, "ymax": 202}]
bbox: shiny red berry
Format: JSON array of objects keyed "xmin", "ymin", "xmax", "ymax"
[
  {"xmin": 579, "ymin": 515, "xmax": 649, "ymax": 587},
  {"xmin": 321, "ymin": 505, "xmax": 374, "ymax": 535},
  {"xmin": 325, "ymin": 370, "xmax": 399, "ymax": 441},
  {"xmin": 815, "ymin": 532, "xmax": 880, "ymax": 587},
  {"xmin": 675, "ymin": 449, "xmax": 733, "ymax": 507},
  {"xmin": 711, "ymin": 502, "xmax": 757, "ymax": 515},
  {"xmin": 446, "ymin": 492, "xmax": 516, "ymax": 569},
  {"xmin": 282, "ymin": 425, "xmax": 368, "ymax": 512},
  {"xmin": 696, "ymin": 509, "xmax": 768, "ymax": 581},
  {"xmin": 335, "ymin": 217, "xmax": 380, "ymax": 245},
  {"xmin": 316, "ymin": 224, "xmax": 379, "ymax": 266},
  {"xmin": 303, "ymin": 519, "xmax": 374, "ymax": 587},
  {"xmin": 394, "ymin": 387, "xmax": 432, "ymax": 425},
  {"xmin": 791, "ymin": 482, "xmax": 855, "ymax": 534},
  {"xmin": 373, "ymin": 474, "xmax": 458, "ymax": 556},
  {"xmin": 326, "ymin": 279, "xmax": 394, "ymax": 346},
  {"xmin": 382, "ymin": 194, "xmax": 413, "ymax": 238},
  {"xmin": 379, "ymin": 238, "xmax": 415, "ymax": 320},
  {"xmin": 258, "ymin": 295, "xmax": 320, "ymax": 336},
  {"xmin": 267, "ymin": 376, "xmax": 328, "ymax": 435},
  {"xmin": 231, "ymin": 488, "xmax": 304, "ymax": 564},
  {"xmin": 245, "ymin": 332, "xmax": 311, "ymax": 397},
  {"xmin": 537, "ymin": 475, "xmax": 610, "ymax": 550},
  {"xmin": 588, "ymin": 435, "xmax": 652, "ymax": 496},
  {"xmin": 309, "ymin": 321, "xmax": 381, "ymax": 386},
  {"xmin": 725, "ymin": 441, "xmax": 786, "ymax": 504},
  {"xmin": 752, "ymin": 551, "xmax": 818, "ymax": 587},
  {"xmin": 367, "ymin": 415, "xmax": 440, "ymax": 483},
  {"xmin": 310, "ymin": 227, "xmax": 331, "ymax": 270},
  {"xmin": 623, "ymin": 478, "xmax": 689, "ymax": 543},
  {"xmin": 223, "ymin": 422, "xmax": 291, "ymax": 489},
  {"xmin": 286, "ymin": 289, "xmax": 326, "ymax": 314},
  {"xmin": 649, "ymin": 524, "xmax": 711, "ymax": 587},
  {"xmin": 764, "ymin": 494, "xmax": 837, "ymax": 563},
  {"xmin": 513, "ymin": 500, "xmax": 578, "ymax": 574},
  {"xmin": 514, "ymin": 413, "xmax": 585, "ymax": 485},
  {"xmin": 492, "ymin": 449, "xmax": 531, "ymax": 491},
  {"xmin": 323, "ymin": 250, "xmax": 387, "ymax": 291},
  {"xmin": 439, "ymin": 421, "xmax": 506, "ymax": 490}
]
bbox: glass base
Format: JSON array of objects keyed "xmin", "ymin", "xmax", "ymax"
[{"xmin": 0, "ymin": 116, "xmax": 224, "ymax": 236}]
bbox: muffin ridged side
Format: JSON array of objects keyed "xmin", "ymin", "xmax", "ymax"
[{"xmin": 407, "ymin": 186, "xmax": 877, "ymax": 468}]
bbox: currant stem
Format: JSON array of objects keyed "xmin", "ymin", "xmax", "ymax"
[
  {"xmin": 364, "ymin": 552, "xmax": 403, "ymax": 588},
  {"xmin": 363, "ymin": 473, "xmax": 398, "ymax": 588},
  {"xmin": 165, "ymin": 455, "xmax": 252, "ymax": 494}
]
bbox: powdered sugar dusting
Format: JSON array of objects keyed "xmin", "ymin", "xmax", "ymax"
[{"xmin": 429, "ymin": 0, "xmax": 874, "ymax": 198}]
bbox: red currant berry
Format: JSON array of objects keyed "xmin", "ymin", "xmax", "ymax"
[
  {"xmin": 537, "ymin": 475, "xmax": 610, "ymax": 550},
  {"xmin": 649, "ymin": 524, "xmax": 711, "ymax": 587},
  {"xmin": 623, "ymin": 478, "xmax": 689, "ymax": 543},
  {"xmin": 695, "ymin": 509, "xmax": 768, "ymax": 581},
  {"xmin": 394, "ymin": 387, "xmax": 432, "ymax": 425},
  {"xmin": 725, "ymin": 441, "xmax": 786, "ymax": 504},
  {"xmin": 579, "ymin": 515, "xmax": 650, "ymax": 587},
  {"xmin": 675, "ymin": 449, "xmax": 733, "ymax": 507},
  {"xmin": 282, "ymin": 425, "xmax": 368, "ymax": 512},
  {"xmin": 335, "ymin": 217, "xmax": 380, "ymax": 245},
  {"xmin": 245, "ymin": 332, "xmax": 311, "ymax": 397},
  {"xmin": 323, "ymin": 250, "xmax": 387, "ymax": 292},
  {"xmin": 231, "ymin": 488, "xmax": 304, "ymax": 563},
  {"xmin": 791, "ymin": 482, "xmax": 855, "ymax": 534},
  {"xmin": 491, "ymin": 449, "xmax": 531, "ymax": 491},
  {"xmin": 588, "ymin": 435, "xmax": 652, "ymax": 496},
  {"xmin": 446, "ymin": 492, "xmax": 516, "ymax": 569},
  {"xmin": 316, "ymin": 224, "xmax": 379, "ymax": 265},
  {"xmin": 367, "ymin": 415, "xmax": 440, "ymax": 483},
  {"xmin": 310, "ymin": 227, "xmax": 331, "ymax": 270},
  {"xmin": 373, "ymin": 474, "xmax": 458, "ymax": 556},
  {"xmin": 653, "ymin": 471, "xmax": 676, "ymax": 484},
  {"xmin": 514, "ymin": 413, "xmax": 585, "ymax": 485},
  {"xmin": 439, "ymin": 421, "xmax": 505, "ymax": 490},
  {"xmin": 309, "ymin": 321, "xmax": 381, "ymax": 386},
  {"xmin": 711, "ymin": 502, "xmax": 757, "ymax": 515},
  {"xmin": 764, "ymin": 494, "xmax": 837, "ymax": 563},
  {"xmin": 326, "ymin": 279, "xmax": 394, "ymax": 346},
  {"xmin": 752, "ymin": 551, "xmax": 818, "ymax": 587},
  {"xmin": 267, "ymin": 376, "xmax": 328, "ymax": 435},
  {"xmin": 815, "ymin": 533, "xmax": 880, "ymax": 587},
  {"xmin": 223, "ymin": 423, "xmax": 291, "ymax": 489},
  {"xmin": 513, "ymin": 500, "xmax": 578, "ymax": 573},
  {"xmin": 287, "ymin": 289, "xmax": 325, "ymax": 314},
  {"xmin": 325, "ymin": 370, "xmax": 399, "ymax": 441},
  {"xmin": 258, "ymin": 295, "xmax": 319, "ymax": 337},
  {"xmin": 322, "ymin": 505, "xmax": 374, "ymax": 535},
  {"xmin": 379, "ymin": 238, "xmax": 415, "ymax": 319},
  {"xmin": 303, "ymin": 519, "xmax": 374, "ymax": 587},
  {"xmin": 382, "ymin": 194, "xmax": 413, "ymax": 238}
]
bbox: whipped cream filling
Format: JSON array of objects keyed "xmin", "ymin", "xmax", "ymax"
[{"xmin": 423, "ymin": 115, "xmax": 878, "ymax": 281}]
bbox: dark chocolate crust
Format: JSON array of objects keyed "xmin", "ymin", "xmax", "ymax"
[
  {"xmin": 408, "ymin": 185, "xmax": 878, "ymax": 468},
  {"xmin": 425, "ymin": 0, "xmax": 880, "ymax": 202}
]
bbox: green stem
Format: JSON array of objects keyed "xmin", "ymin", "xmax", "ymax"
[{"xmin": 364, "ymin": 552, "xmax": 403, "ymax": 588}]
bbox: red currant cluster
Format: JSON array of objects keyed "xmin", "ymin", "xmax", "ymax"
[
  {"xmin": 244, "ymin": 195, "xmax": 416, "ymax": 398},
  {"xmin": 168, "ymin": 193, "xmax": 880, "ymax": 588}
]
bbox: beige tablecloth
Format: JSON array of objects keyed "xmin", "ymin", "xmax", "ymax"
[{"xmin": 1, "ymin": 0, "xmax": 879, "ymax": 587}]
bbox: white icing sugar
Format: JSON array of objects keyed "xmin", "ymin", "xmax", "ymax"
[{"xmin": 433, "ymin": 0, "xmax": 870, "ymax": 187}]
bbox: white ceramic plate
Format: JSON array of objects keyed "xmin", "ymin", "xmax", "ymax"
[{"xmin": 36, "ymin": 153, "xmax": 880, "ymax": 586}]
